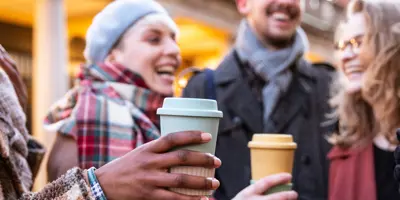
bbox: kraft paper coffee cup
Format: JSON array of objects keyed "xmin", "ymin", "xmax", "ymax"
[
  {"xmin": 157, "ymin": 98, "xmax": 223, "ymax": 196},
  {"xmin": 248, "ymin": 134, "xmax": 297, "ymax": 194}
]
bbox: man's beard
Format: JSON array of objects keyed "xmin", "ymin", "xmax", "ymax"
[{"xmin": 265, "ymin": 33, "xmax": 296, "ymax": 49}]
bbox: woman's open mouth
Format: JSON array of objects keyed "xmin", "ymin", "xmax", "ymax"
[{"xmin": 156, "ymin": 65, "xmax": 176, "ymax": 84}]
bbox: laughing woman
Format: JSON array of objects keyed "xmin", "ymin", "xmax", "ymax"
[
  {"xmin": 328, "ymin": 1, "xmax": 400, "ymax": 200},
  {"xmin": 45, "ymin": 0, "xmax": 183, "ymax": 176},
  {"xmin": 43, "ymin": 0, "xmax": 225, "ymax": 199}
]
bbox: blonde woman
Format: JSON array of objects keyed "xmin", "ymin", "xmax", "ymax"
[{"xmin": 328, "ymin": 0, "xmax": 400, "ymax": 200}]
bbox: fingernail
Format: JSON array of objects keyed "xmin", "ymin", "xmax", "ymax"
[
  {"xmin": 200, "ymin": 197, "xmax": 209, "ymax": 200},
  {"xmin": 208, "ymin": 178, "xmax": 220, "ymax": 189},
  {"xmin": 201, "ymin": 133, "xmax": 212, "ymax": 141},
  {"xmin": 214, "ymin": 156, "xmax": 222, "ymax": 167},
  {"xmin": 206, "ymin": 153, "xmax": 221, "ymax": 167},
  {"xmin": 288, "ymin": 191, "xmax": 299, "ymax": 199}
]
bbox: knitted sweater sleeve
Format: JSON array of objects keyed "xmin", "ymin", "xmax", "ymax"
[{"xmin": 20, "ymin": 168, "xmax": 95, "ymax": 200}]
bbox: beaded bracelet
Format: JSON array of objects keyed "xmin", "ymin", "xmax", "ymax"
[{"xmin": 87, "ymin": 167, "xmax": 107, "ymax": 200}]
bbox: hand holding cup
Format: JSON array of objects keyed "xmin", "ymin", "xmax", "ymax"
[
  {"xmin": 157, "ymin": 98, "xmax": 223, "ymax": 196},
  {"xmin": 94, "ymin": 131, "xmax": 221, "ymax": 200},
  {"xmin": 233, "ymin": 173, "xmax": 298, "ymax": 200},
  {"xmin": 248, "ymin": 134, "xmax": 297, "ymax": 195}
]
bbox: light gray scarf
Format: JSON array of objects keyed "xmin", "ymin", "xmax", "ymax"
[{"xmin": 235, "ymin": 20, "xmax": 306, "ymax": 128}]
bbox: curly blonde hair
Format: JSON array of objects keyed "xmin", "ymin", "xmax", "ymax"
[{"xmin": 329, "ymin": 0, "xmax": 400, "ymax": 148}]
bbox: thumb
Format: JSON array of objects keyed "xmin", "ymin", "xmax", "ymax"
[{"xmin": 249, "ymin": 173, "xmax": 292, "ymax": 195}]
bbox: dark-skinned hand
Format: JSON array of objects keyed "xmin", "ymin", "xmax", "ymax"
[{"xmin": 95, "ymin": 131, "xmax": 221, "ymax": 200}]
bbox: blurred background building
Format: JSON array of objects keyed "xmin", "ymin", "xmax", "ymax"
[{"xmin": 0, "ymin": 0, "xmax": 349, "ymax": 190}]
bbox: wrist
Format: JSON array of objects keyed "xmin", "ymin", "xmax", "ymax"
[
  {"xmin": 95, "ymin": 166, "xmax": 112, "ymax": 199},
  {"xmin": 87, "ymin": 167, "xmax": 108, "ymax": 200}
]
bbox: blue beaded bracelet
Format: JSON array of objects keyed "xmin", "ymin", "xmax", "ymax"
[{"xmin": 87, "ymin": 167, "xmax": 107, "ymax": 200}]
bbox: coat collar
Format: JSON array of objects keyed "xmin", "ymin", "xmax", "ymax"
[{"xmin": 214, "ymin": 50, "xmax": 314, "ymax": 134}]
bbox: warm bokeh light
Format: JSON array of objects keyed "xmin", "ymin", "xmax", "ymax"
[{"xmin": 178, "ymin": 78, "xmax": 188, "ymax": 88}]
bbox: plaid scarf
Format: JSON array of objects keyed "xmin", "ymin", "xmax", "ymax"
[{"xmin": 44, "ymin": 62, "xmax": 165, "ymax": 169}]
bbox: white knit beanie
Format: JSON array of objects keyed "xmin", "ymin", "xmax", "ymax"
[{"xmin": 84, "ymin": 0, "xmax": 169, "ymax": 64}]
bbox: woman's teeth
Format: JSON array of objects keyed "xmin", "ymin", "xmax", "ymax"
[
  {"xmin": 345, "ymin": 68, "xmax": 363, "ymax": 74},
  {"xmin": 156, "ymin": 66, "xmax": 175, "ymax": 76}
]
